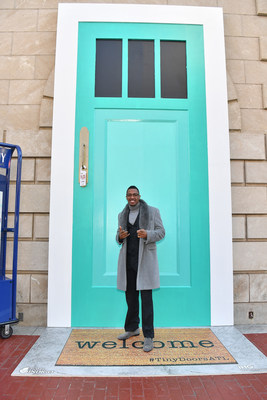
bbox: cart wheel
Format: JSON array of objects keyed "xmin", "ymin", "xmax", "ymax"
[{"xmin": 0, "ymin": 325, "xmax": 13, "ymax": 339}]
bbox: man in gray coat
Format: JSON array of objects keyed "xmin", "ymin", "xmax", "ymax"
[{"xmin": 116, "ymin": 186, "xmax": 165, "ymax": 352}]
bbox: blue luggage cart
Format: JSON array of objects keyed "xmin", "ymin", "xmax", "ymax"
[{"xmin": 0, "ymin": 143, "xmax": 22, "ymax": 339}]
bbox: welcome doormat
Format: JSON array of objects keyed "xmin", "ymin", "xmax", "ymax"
[{"xmin": 56, "ymin": 328, "xmax": 237, "ymax": 367}]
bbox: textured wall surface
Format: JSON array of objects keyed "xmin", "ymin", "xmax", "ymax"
[{"xmin": 0, "ymin": 0, "xmax": 266, "ymax": 326}]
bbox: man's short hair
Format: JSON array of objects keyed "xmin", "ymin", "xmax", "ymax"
[{"xmin": 126, "ymin": 185, "xmax": 139, "ymax": 194}]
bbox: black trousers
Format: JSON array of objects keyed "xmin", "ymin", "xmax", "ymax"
[{"xmin": 124, "ymin": 268, "xmax": 154, "ymax": 338}]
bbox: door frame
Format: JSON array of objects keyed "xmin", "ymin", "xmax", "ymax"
[{"xmin": 48, "ymin": 4, "xmax": 233, "ymax": 327}]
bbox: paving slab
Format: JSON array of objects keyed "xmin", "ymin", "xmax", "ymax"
[{"xmin": 11, "ymin": 326, "xmax": 267, "ymax": 377}]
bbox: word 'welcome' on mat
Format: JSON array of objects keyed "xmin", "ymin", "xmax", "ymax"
[{"xmin": 56, "ymin": 328, "xmax": 237, "ymax": 367}]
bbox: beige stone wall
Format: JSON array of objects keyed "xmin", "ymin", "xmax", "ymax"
[
  {"xmin": 0, "ymin": 0, "xmax": 54, "ymax": 326},
  {"xmin": 1, "ymin": 0, "xmax": 266, "ymax": 326},
  {"xmin": 227, "ymin": 0, "xmax": 267, "ymax": 324}
]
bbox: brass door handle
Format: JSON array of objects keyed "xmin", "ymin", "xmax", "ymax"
[{"xmin": 79, "ymin": 127, "xmax": 89, "ymax": 187}]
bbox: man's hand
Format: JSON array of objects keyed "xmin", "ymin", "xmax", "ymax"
[
  {"xmin": 137, "ymin": 229, "xmax": 147, "ymax": 239},
  {"xmin": 119, "ymin": 226, "xmax": 130, "ymax": 240}
]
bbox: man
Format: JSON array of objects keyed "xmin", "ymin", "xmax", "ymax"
[{"xmin": 116, "ymin": 186, "xmax": 165, "ymax": 352}]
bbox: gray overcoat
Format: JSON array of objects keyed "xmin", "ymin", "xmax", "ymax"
[{"xmin": 116, "ymin": 199, "xmax": 165, "ymax": 291}]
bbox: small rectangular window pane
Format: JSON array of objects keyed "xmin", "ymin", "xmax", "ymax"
[
  {"xmin": 160, "ymin": 41, "xmax": 187, "ymax": 99},
  {"xmin": 128, "ymin": 40, "xmax": 155, "ymax": 98},
  {"xmin": 95, "ymin": 39, "xmax": 122, "ymax": 97}
]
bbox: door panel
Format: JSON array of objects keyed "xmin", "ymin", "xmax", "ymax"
[
  {"xmin": 93, "ymin": 109, "xmax": 190, "ymax": 288},
  {"xmin": 72, "ymin": 22, "xmax": 210, "ymax": 327}
]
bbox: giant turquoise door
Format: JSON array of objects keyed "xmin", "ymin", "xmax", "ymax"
[{"xmin": 72, "ymin": 22, "xmax": 210, "ymax": 327}]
